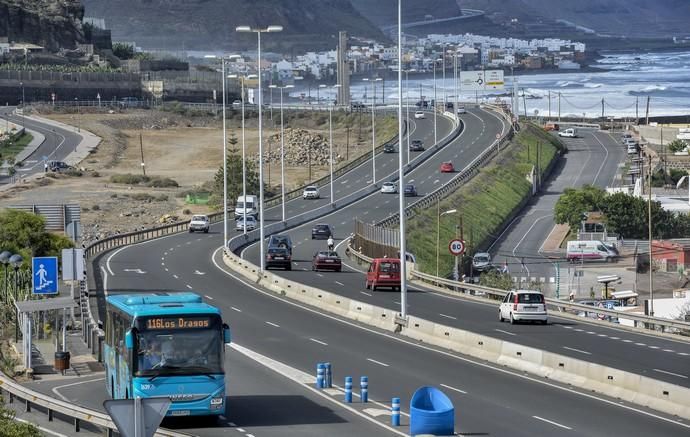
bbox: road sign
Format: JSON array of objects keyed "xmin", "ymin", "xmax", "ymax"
[
  {"xmin": 484, "ymin": 69, "xmax": 505, "ymax": 90},
  {"xmin": 448, "ymin": 239, "xmax": 465, "ymax": 256},
  {"xmin": 104, "ymin": 398, "xmax": 171, "ymax": 437},
  {"xmin": 605, "ymin": 301, "xmax": 615, "ymax": 310},
  {"xmin": 460, "ymin": 70, "xmax": 505, "ymax": 91},
  {"xmin": 61, "ymin": 248, "xmax": 84, "ymax": 281},
  {"xmin": 32, "ymin": 257, "xmax": 58, "ymax": 295}
]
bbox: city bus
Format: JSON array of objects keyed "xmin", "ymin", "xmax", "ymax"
[{"xmin": 104, "ymin": 292, "xmax": 231, "ymax": 417}]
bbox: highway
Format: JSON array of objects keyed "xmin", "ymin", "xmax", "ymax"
[
  {"xmin": 0, "ymin": 107, "xmax": 82, "ymax": 182},
  {"xmin": 99, "ymin": 109, "xmax": 689, "ymax": 435},
  {"xmin": 238, "ymin": 124, "xmax": 690, "ymax": 389}
]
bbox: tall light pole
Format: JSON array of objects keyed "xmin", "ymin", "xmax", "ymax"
[
  {"xmin": 363, "ymin": 77, "xmax": 382, "ymax": 184},
  {"xmin": 228, "ymin": 73, "xmax": 258, "ymax": 234},
  {"xmin": 397, "ymin": 0, "xmax": 408, "ymax": 319},
  {"xmin": 236, "ymin": 25, "xmax": 283, "ymax": 271},
  {"xmin": 269, "ymin": 84, "xmax": 294, "ymax": 222},
  {"xmin": 75, "ymin": 97, "xmax": 80, "ymax": 133},
  {"xmin": 433, "ymin": 57, "xmax": 441, "ymax": 145},
  {"xmin": 403, "ymin": 68, "xmax": 415, "ymax": 164},
  {"xmin": 436, "ymin": 205, "xmax": 457, "ymax": 276},
  {"xmin": 328, "ymin": 84, "xmax": 341, "ymax": 204},
  {"xmin": 206, "ymin": 53, "xmax": 241, "ymax": 248}
]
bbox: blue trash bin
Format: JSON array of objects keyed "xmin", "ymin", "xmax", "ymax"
[{"xmin": 409, "ymin": 386, "xmax": 454, "ymax": 436}]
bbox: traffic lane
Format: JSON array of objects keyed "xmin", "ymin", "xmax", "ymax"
[{"xmin": 592, "ymin": 130, "xmax": 627, "ymax": 189}]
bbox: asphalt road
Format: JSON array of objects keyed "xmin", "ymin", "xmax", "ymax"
[
  {"xmin": 239, "ymin": 124, "xmax": 690, "ymax": 389},
  {"xmin": 0, "ymin": 107, "xmax": 82, "ymax": 182}
]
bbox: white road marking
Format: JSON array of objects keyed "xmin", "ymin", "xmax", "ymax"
[
  {"xmin": 52, "ymin": 377, "xmax": 103, "ymax": 401},
  {"xmin": 231, "ymin": 307, "xmax": 242, "ymax": 312},
  {"xmin": 679, "ymin": 352, "xmax": 690, "ymax": 356},
  {"xmin": 266, "ymin": 321, "xmax": 280, "ymax": 328},
  {"xmin": 317, "ymin": 273, "xmax": 324, "ymax": 277},
  {"xmin": 335, "ymin": 281, "xmax": 345, "ymax": 286},
  {"xmin": 623, "ymin": 339, "xmax": 633, "ymax": 343},
  {"xmin": 440, "ymin": 383, "xmax": 467, "ymax": 394},
  {"xmin": 635, "ymin": 342, "xmax": 646, "ymax": 346},
  {"xmin": 310, "ymin": 338, "xmax": 329, "ymax": 346},
  {"xmin": 649, "ymin": 346, "xmax": 660, "ymax": 349},
  {"xmin": 494, "ymin": 329, "xmax": 516, "ymax": 336},
  {"xmin": 366, "ymin": 358, "xmax": 390, "ymax": 367},
  {"xmin": 164, "ymin": 268, "xmax": 169, "ymax": 272},
  {"xmin": 205, "ymin": 295, "xmax": 214, "ymax": 300},
  {"xmin": 533, "ymin": 416, "xmax": 572, "ymax": 430},
  {"xmin": 439, "ymin": 313, "xmax": 457, "ymax": 320},
  {"xmin": 360, "ymin": 291, "xmax": 372, "ymax": 296},
  {"xmin": 563, "ymin": 346, "xmax": 591, "ymax": 355},
  {"xmin": 185, "ymin": 284, "xmax": 193, "ymax": 289},
  {"xmin": 173, "ymin": 274, "xmax": 179, "ymax": 279},
  {"xmin": 653, "ymin": 369, "xmax": 688, "ymax": 379},
  {"xmin": 663, "ymin": 349, "xmax": 675, "ymax": 353},
  {"xmin": 610, "ymin": 336, "xmax": 620, "ymax": 340}
]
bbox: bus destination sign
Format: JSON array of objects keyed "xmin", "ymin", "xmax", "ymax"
[{"xmin": 146, "ymin": 317, "xmax": 211, "ymax": 330}]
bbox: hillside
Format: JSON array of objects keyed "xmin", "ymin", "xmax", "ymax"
[
  {"xmin": 459, "ymin": 0, "xmax": 690, "ymax": 38},
  {"xmin": 349, "ymin": 0, "xmax": 461, "ymax": 26},
  {"xmin": 0, "ymin": 0, "xmax": 85, "ymax": 50},
  {"xmin": 82, "ymin": 0, "xmax": 387, "ymax": 51}
]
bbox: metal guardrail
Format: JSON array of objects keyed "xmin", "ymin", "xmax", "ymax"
[{"xmin": 346, "ymin": 243, "xmax": 690, "ymax": 335}]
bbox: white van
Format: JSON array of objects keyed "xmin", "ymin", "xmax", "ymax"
[
  {"xmin": 235, "ymin": 195, "xmax": 258, "ymax": 219},
  {"xmin": 566, "ymin": 240, "xmax": 617, "ymax": 263},
  {"xmin": 558, "ymin": 128, "xmax": 577, "ymax": 138}
]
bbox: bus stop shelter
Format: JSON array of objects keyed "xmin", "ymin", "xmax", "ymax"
[{"xmin": 15, "ymin": 297, "xmax": 77, "ymax": 371}]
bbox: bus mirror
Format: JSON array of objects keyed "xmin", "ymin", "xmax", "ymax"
[
  {"xmin": 223, "ymin": 324, "xmax": 231, "ymax": 344},
  {"xmin": 125, "ymin": 330, "xmax": 134, "ymax": 350}
]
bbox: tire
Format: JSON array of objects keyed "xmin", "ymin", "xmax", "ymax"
[
  {"xmin": 541, "ymin": 319, "xmax": 548, "ymax": 325},
  {"xmin": 499, "ymin": 311, "xmax": 504, "ymax": 322},
  {"xmin": 336, "ymin": 268, "xmax": 342, "ymax": 272},
  {"xmin": 365, "ymin": 280, "xmax": 370, "ymax": 290},
  {"xmin": 188, "ymin": 229, "xmax": 193, "ymax": 233},
  {"xmin": 510, "ymin": 313, "xmax": 516, "ymax": 325},
  {"xmin": 286, "ymin": 264, "xmax": 292, "ymax": 271},
  {"xmin": 204, "ymin": 228, "xmax": 209, "ymax": 233},
  {"xmin": 372, "ymin": 282, "xmax": 377, "ymax": 291}
]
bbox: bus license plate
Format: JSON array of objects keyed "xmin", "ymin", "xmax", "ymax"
[
  {"xmin": 171, "ymin": 410, "xmax": 190, "ymax": 416},
  {"xmin": 325, "ymin": 259, "xmax": 334, "ymax": 263},
  {"xmin": 275, "ymin": 256, "xmax": 284, "ymax": 260}
]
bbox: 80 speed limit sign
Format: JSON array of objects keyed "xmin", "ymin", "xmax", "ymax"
[{"xmin": 448, "ymin": 239, "xmax": 465, "ymax": 256}]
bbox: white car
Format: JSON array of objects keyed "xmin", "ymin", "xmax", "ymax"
[
  {"xmin": 558, "ymin": 128, "xmax": 577, "ymax": 138},
  {"xmin": 188, "ymin": 215, "xmax": 209, "ymax": 233},
  {"xmin": 380, "ymin": 182, "xmax": 397, "ymax": 194},
  {"xmin": 232, "ymin": 100, "xmax": 242, "ymax": 108},
  {"xmin": 303, "ymin": 185, "xmax": 320, "ymax": 199},
  {"xmin": 499, "ymin": 290, "xmax": 548, "ymax": 324},
  {"xmin": 456, "ymin": 105, "xmax": 466, "ymax": 114},
  {"xmin": 414, "ymin": 111, "xmax": 425, "ymax": 119},
  {"xmin": 236, "ymin": 216, "xmax": 257, "ymax": 231}
]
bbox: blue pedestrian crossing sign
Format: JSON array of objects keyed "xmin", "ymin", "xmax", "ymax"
[{"xmin": 32, "ymin": 257, "xmax": 58, "ymax": 295}]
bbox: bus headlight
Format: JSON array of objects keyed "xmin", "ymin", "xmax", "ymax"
[{"xmin": 211, "ymin": 397, "xmax": 224, "ymax": 406}]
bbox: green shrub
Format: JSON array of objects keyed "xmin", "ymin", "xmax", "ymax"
[
  {"xmin": 156, "ymin": 194, "xmax": 169, "ymax": 201},
  {"xmin": 92, "ymin": 204, "xmax": 100, "ymax": 211},
  {"xmin": 130, "ymin": 193, "xmax": 155, "ymax": 202},
  {"xmin": 148, "ymin": 177, "xmax": 179, "ymax": 188},
  {"xmin": 110, "ymin": 173, "xmax": 150, "ymax": 185}
]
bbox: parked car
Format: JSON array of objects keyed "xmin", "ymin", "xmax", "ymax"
[
  {"xmin": 303, "ymin": 185, "xmax": 320, "ymax": 199},
  {"xmin": 265, "ymin": 247, "xmax": 292, "ymax": 270},
  {"xmin": 627, "ymin": 144, "xmax": 639, "ymax": 155},
  {"xmin": 472, "ymin": 252, "xmax": 492, "ymax": 272},
  {"xmin": 311, "ymin": 223, "xmax": 334, "ymax": 240},
  {"xmin": 414, "ymin": 111, "xmax": 425, "ymax": 119},
  {"xmin": 188, "ymin": 215, "xmax": 210, "ymax": 233},
  {"xmin": 445, "ymin": 102, "xmax": 454, "ymax": 110},
  {"xmin": 383, "ymin": 143, "xmax": 397, "ymax": 153},
  {"xmin": 268, "ymin": 234, "xmax": 293, "ymax": 255},
  {"xmin": 499, "ymin": 290, "xmax": 548, "ymax": 324},
  {"xmin": 381, "ymin": 182, "xmax": 397, "ymax": 194},
  {"xmin": 409, "ymin": 139, "xmax": 425, "ymax": 152},
  {"xmin": 566, "ymin": 240, "xmax": 617, "ymax": 263},
  {"xmin": 232, "ymin": 100, "xmax": 242, "ymax": 108},
  {"xmin": 366, "ymin": 258, "xmax": 401, "ymax": 291},
  {"xmin": 312, "ymin": 251, "xmax": 342, "ymax": 272},
  {"xmin": 351, "ymin": 102, "xmax": 366, "ymax": 111},
  {"xmin": 235, "ymin": 216, "xmax": 257, "ymax": 231},
  {"xmin": 403, "ymin": 184, "xmax": 417, "ymax": 197},
  {"xmin": 440, "ymin": 161, "xmax": 454, "ymax": 173},
  {"xmin": 119, "ymin": 96, "xmax": 141, "ymax": 108},
  {"xmin": 48, "ymin": 160, "xmax": 72, "ymax": 172}
]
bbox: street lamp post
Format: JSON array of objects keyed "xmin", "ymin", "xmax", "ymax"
[
  {"xmin": 9, "ymin": 254, "xmax": 22, "ymax": 342},
  {"xmin": 269, "ymin": 84, "xmax": 294, "ymax": 222},
  {"xmin": 328, "ymin": 84, "xmax": 341, "ymax": 204},
  {"xmin": 436, "ymin": 203, "xmax": 458, "ymax": 276},
  {"xmin": 363, "ymin": 77, "xmax": 382, "ymax": 184},
  {"xmin": 0, "ymin": 251, "xmax": 10, "ymax": 302},
  {"xmin": 403, "ymin": 68, "xmax": 415, "ymax": 164},
  {"xmin": 397, "ymin": 0, "xmax": 408, "ymax": 319},
  {"xmin": 75, "ymin": 97, "xmax": 80, "ymax": 133},
  {"xmin": 433, "ymin": 58, "xmax": 441, "ymax": 145},
  {"xmin": 236, "ymin": 25, "xmax": 283, "ymax": 272}
]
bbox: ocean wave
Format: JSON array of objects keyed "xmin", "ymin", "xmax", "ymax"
[
  {"xmin": 557, "ymin": 81, "xmax": 584, "ymax": 88},
  {"xmin": 641, "ymin": 85, "xmax": 667, "ymax": 92},
  {"xmin": 584, "ymin": 83, "xmax": 603, "ymax": 88}
]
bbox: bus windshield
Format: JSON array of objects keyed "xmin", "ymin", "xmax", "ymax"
[{"xmin": 135, "ymin": 325, "xmax": 223, "ymax": 376}]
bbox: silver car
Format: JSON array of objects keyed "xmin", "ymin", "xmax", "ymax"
[
  {"xmin": 303, "ymin": 185, "xmax": 320, "ymax": 199},
  {"xmin": 380, "ymin": 182, "xmax": 397, "ymax": 194},
  {"xmin": 236, "ymin": 216, "xmax": 257, "ymax": 231}
]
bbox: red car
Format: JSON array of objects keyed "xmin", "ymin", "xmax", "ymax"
[
  {"xmin": 440, "ymin": 161, "xmax": 454, "ymax": 173},
  {"xmin": 312, "ymin": 251, "xmax": 342, "ymax": 272}
]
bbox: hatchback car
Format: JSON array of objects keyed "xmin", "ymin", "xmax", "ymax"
[
  {"xmin": 409, "ymin": 139, "xmax": 425, "ymax": 152},
  {"xmin": 268, "ymin": 234, "xmax": 293, "ymax": 255},
  {"xmin": 383, "ymin": 143, "xmax": 397, "ymax": 153},
  {"xmin": 381, "ymin": 182, "xmax": 397, "ymax": 194},
  {"xmin": 235, "ymin": 216, "xmax": 257, "ymax": 231},
  {"xmin": 303, "ymin": 185, "xmax": 320, "ymax": 199},
  {"xmin": 312, "ymin": 251, "xmax": 342, "ymax": 272},
  {"xmin": 266, "ymin": 247, "xmax": 292, "ymax": 270},
  {"xmin": 311, "ymin": 223, "xmax": 334, "ymax": 240},
  {"xmin": 403, "ymin": 184, "xmax": 417, "ymax": 197},
  {"xmin": 440, "ymin": 161, "xmax": 454, "ymax": 173},
  {"xmin": 472, "ymin": 252, "xmax": 492, "ymax": 272},
  {"xmin": 188, "ymin": 215, "xmax": 210, "ymax": 233},
  {"xmin": 499, "ymin": 290, "xmax": 548, "ymax": 324},
  {"xmin": 414, "ymin": 111, "xmax": 425, "ymax": 119}
]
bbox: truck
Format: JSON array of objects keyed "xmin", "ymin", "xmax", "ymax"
[
  {"xmin": 235, "ymin": 195, "xmax": 258, "ymax": 220},
  {"xmin": 558, "ymin": 128, "xmax": 577, "ymax": 138},
  {"xmin": 566, "ymin": 240, "xmax": 618, "ymax": 263}
]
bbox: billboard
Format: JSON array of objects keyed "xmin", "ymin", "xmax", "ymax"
[{"xmin": 460, "ymin": 70, "xmax": 505, "ymax": 91}]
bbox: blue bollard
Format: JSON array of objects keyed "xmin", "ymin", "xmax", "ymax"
[
  {"xmin": 360, "ymin": 376, "xmax": 368, "ymax": 403},
  {"xmin": 391, "ymin": 397, "xmax": 401, "ymax": 426},
  {"xmin": 324, "ymin": 362, "xmax": 332, "ymax": 388},
  {"xmin": 345, "ymin": 376, "xmax": 353, "ymax": 403},
  {"xmin": 316, "ymin": 363, "xmax": 325, "ymax": 389}
]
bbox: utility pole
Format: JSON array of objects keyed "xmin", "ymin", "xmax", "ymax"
[
  {"xmin": 635, "ymin": 97, "xmax": 639, "ymax": 125},
  {"xmin": 346, "ymin": 126, "xmax": 350, "ymax": 161},
  {"xmin": 548, "ymin": 90, "xmax": 551, "ymax": 120},
  {"xmin": 558, "ymin": 92, "xmax": 561, "ymax": 123},
  {"xmin": 648, "ymin": 154, "xmax": 654, "ymax": 316},
  {"xmin": 645, "ymin": 96, "xmax": 651, "ymax": 125},
  {"xmin": 522, "ymin": 89, "xmax": 527, "ymax": 118},
  {"xmin": 601, "ymin": 98, "xmax": 605, "ymax": 121},
  {"xmin": 139, "ymin": 132, "xmax": 146, "ymax": 176}
]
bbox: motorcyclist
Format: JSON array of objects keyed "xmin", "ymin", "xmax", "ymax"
[{"xmin": 327, "ymin": 236, "xmax": 334, "ymax": 251}]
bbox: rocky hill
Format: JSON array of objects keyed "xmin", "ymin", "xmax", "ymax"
[
  {"xmin": 81, "ymin": 0, "xmax": 386, "ymax": 51},
  {"xmin": 349, "ymin": 0, "xmax": 462, "ymax": 26},
  {"xmin": 0, "ymin": 0, "xmax": 85, "ymax": 50}
]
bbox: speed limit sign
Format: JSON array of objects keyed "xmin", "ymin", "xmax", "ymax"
[{"xmin": 448, "ymin": 239, "xmax": 465, "ymax": 256}]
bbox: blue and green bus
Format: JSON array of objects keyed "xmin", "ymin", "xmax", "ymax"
[{"xmin": 104, "ymin": 292, "xmax": 231, "ymax": 417}]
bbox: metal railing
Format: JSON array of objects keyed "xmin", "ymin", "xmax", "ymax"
[{"xmin": 346, "ymin": 243, "xmax": 690, "ymax": 335}]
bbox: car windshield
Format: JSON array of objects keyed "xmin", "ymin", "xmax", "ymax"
[
  {"xmin": 517, "ymin": 293, "xmax": 544, "ymax": 304},
  {"xmin": 315, "ymin": 225, "xmax": 329, "ymax": 230},
  {"xmin": 135, "ymin": 326, "xmax": 223, "ymax": 376},
  {"xmin": 379, "ymin": 262, "xmax": 400, "ymax": 273},
  {"xmin": 191, "ymin": 216, "xmax": 206, "ymax": 221},
  {"xmin": 305, "ymin": 187, "xmax": 317, "ymax": 192},
  {"xmin": 474, "ymin": 255, "xmax": 489, "ymax": 262}
]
